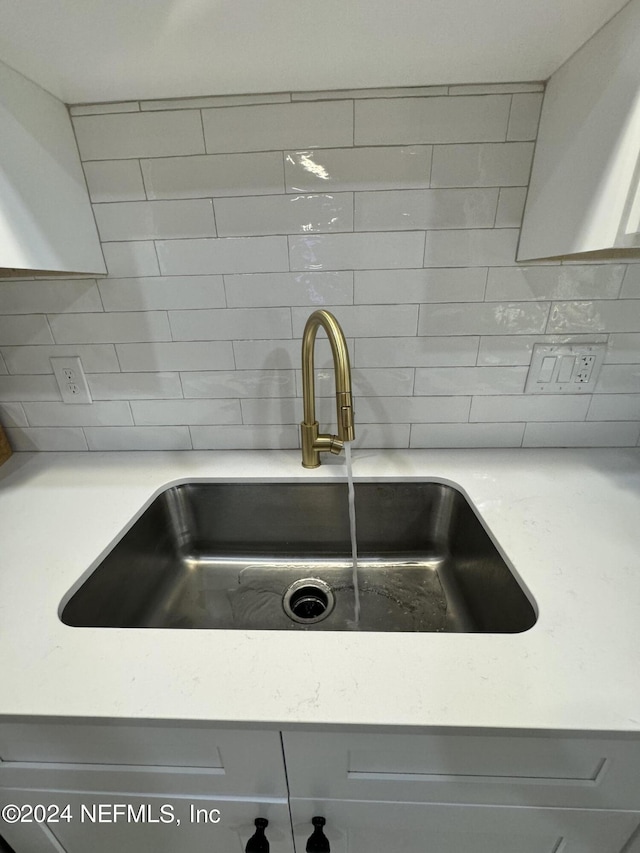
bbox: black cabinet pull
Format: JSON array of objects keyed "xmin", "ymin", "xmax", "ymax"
[
  {"xmin": 306, "ymin": 816, "xmax": 330, "ymax": 852},
  {"xmin": 0, "ymin": 833, "xmax": 16, "ymax": 853},
  {"xmin": 245, "ymin": 817, "xmax": 269, "ymax": 853}
]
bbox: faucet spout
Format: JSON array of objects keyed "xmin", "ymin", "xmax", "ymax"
[{"xmin": 300, "ymin": 310, "xmax": 355, "ymax": 468}]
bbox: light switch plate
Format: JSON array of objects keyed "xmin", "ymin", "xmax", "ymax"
[{"xmin": 525, "ymin": 343, "xmax": 606, "ymax": 394}]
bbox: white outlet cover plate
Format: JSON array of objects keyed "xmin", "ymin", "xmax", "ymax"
[
  {"xmin": 50, "ymin": 356, "xmax": 93, "ymax": 405},
  {"xmin": 525, "ymin": 343, "xmax": 606, "ymax": 394}
]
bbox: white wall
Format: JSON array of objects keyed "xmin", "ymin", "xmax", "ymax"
[{"xmin": 2, "ymin": 83, "xmax": 640, "ymax": 451}]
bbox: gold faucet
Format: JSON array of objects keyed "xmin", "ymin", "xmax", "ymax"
[{"xmin": 300, "ymin": 310, "xmax": 355, "ymax": 468}]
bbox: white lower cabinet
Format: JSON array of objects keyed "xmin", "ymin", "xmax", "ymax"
[
  {"xmin": 0, "ymin": 724, "xmax": 291, "ymax": 853},
  {"xmin": 3, "ymin": 791, "xmax": 293, "ymax": 853},
  {"xmin": 291, "ymin": 799, "xmax": 640, "ymax": 853},
  {"xmin": 2, "ymin": 723, "xmax": 640, "ymax": 853},
  {"xmin": 1, "ymin": 791, "xmax": 293, "ymax": 853}
]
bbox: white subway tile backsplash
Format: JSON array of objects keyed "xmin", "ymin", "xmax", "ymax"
[
  {"xmin": 87, "ymin": 372, "xmax": 183, "ymax": 400},
  {"xmin": 190, "ymin": 424, "xmax": 299, "ymax": 449},
  {"xmin": 239, "ymin": 397, "xmax": 299, "ymax": 425},
  {"xmin": 291, "ymin": 305, "xmax": 417, "ymax": 337},
  {"xmin": 355, "ymin": 96, "xmax": 511, "ymax": 145},
  {"xmin": 355, "ymin": 188, "xmax": 498, "ymax": 232},
  {"xmin": 83, "ymin": 160, "xmax": 146, "ymax": 202},
  {"xmin": 225, "ymin": 272, "xmax": 353, "ymax": 308},
  {"xmin": 594, "ymin": 365, "xmax": 640, "ymax": 394},
  {"xmin": 102, "ymin": 241, "xmax": 160, "ymax": 277},
  {"xmin": 587, "ymin": 394, "xmax": 640, "ymax": 421},
  {"xmin": 448, "ymin": 83, "xmax": 544, "ymax": 95},
  {"xmin": 141, "ymin": 152, "xmax": 285, "ymax": 199},
  {"xmin": 70, "ymin": 102, "xmax": 139, "ymax": 116},
  {"xmin": 0, "ymin": 402, "xmax": 28, "ymax": 427},
  {"xmin": 0, "ymin": 279, "xmax": 102, "ymax": 314},
  {"xmin": 290, "ymin": 232, "xmax": 426, "ymax": 271},
  {"xmin": 214, "ymin": 193, "xmax": 354, "ymax": 237},
  {"xmin": 351, "ymin": 395, "xmax": 471, "ymax": 423},
  {"xmin": 410, "ymin": 422, "xmax": 525, "ymax": 448},
  {"xmin": 49, "ymin": 312, "xmax": 171, "ymax": 344},
  {"xmin": 425, "ymin": 228, "xmax": 519, "ymax": 267},
  {"xmin": 0, "ymin": 376, "xmax": 60, "ymax": 402},
  {"xmin": 350, "ymin": 423, "xmax": 411, "ymax": 448},
  {"xmin": 141, "ymin": 93, "xmax": 291, "ymax": 111},
  {"xmin": 156, "ymin": 237, "xmax": 289, "ymax": 275},
  {"xmin": 523, "ymin": 421, "xmax": 640, "ymax": 447},
  {"xmin": 232, "ymin": 339, "xmax": 300, "ymax": 370},
  {"xmin": 486, "ymin": 265, "xmax": 625, "ymax": 301},
  {"xmin": 1, "ymin": 344, "xmax": 119, "ymax": 374},
  {"xmin": 355, "ymin": 336, "xmax": 479, "ymax": 367},
  {"xmin": 232, "ymin": 338, "xmax": 340, "ymax": 375},
  {"xmin": 355, "ymin": 269, "xmax": 486, "ymax": 304},
  {"xmin": 99, "ymin": 276, "xmax": 225, "ymax": 311},
  {"xmin": 430, "ymin": 143, "xmax": 534, "ymax": 188},
  {"xmin": 284, "ymin": 146, "xmax": 432, "ymax": 192},
  {"xmin": 73, "ymin": 111, "xmax": 205, "ymax": 160},
  {"xmin": 169, "ymin": 307, "xmax": 292, "ymax": 341},
  {"xmin": 202, "ymin": 101, "xmax": 353, "ymax": 153},
  {"xmin": 507, "ymin": 93, "xmax": 544, "ymax": 141},
  {"xmin": 116, "ymin": 341, "xmax": 234, "ymax": 372},
  {"xmin": 419, "ymin": 302, "xmax": 549, "ymax": 336},
  {"xmin": 84, "ymin": 426, "xmax": 192, "ymax": 450},
  {"xmin": 355, "ymin": 368, "xmax": 413, "ymax": 398},
  {"xmin": 306, "ymin": 367, "xmax": 414, "ymax": 398},
  {"xmin": 620, "ymin": 265, "xmax": 640, "ymax": 297},
  {"xmin": 6, "ymin": 427, "xmax": 88, "ymax": 451},
  {"xmin": 477, "ymin": 334, "xmax": 543, "ymax": 366},
  {"xmin": 470, "ymin": 395, "xmax": 590, "ymax": 422},
  {"xmin": 0, "ymin": 316, "xmax": 54, "ymax": 345},
  {"xmin": 3, "ymin": 84, "xmax": 638, "ymax": 452},
  {"xmin": 495, "ymin": 187, "xmax": 528, "ymax": 227},
  {"xmin": 548, "ymin": 300, "xmax": 640, "ymax": 334},
  {"xmin": 606, "ymin": 334, "xmax": 640, "ymax": 364},
  {"xmin": 131, "ymin": 399, "xmax": 241, "ymax": 425},
  {"xmin": 94, "ymin": 200, "xmax": 216, "ymax": 241},
  {"xmin": 24, "ymin": 401, "xmax": 134, "ymax": 427},
  {"xmin": 477, "ymin": 333, "xmax": 608, "ymax": 366},
  {"xmin": 414, "ymin": 366, "xmax": 527, "ymax": 395},
  {"xmin": 182, "ymin": 370, "xmax": 295, "ymax": 399},
  {"xmin": 293, "ymin": 86, "xmax": 448, "ymax": 101}
]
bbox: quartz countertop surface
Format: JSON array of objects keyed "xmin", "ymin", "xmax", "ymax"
[{"xmin": 1, "ymin": 448, "xmax": 639, "ymax": 733}]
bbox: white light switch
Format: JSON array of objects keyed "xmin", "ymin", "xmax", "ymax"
[
  {"xmin": 538, "ymin": 357, "xmax": 556, "ymax": 383},
  {"xmin": 557, "ymin": 356, "xmax": 576, "ymax": 383}
]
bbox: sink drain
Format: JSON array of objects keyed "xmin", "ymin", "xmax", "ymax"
[{"xmin": 283, "ymin": 578, "xmax": 335, "ymax": 624}]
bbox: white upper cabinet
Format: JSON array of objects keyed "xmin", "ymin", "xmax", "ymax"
[
  {"xmin": 518, "ymin": 0, "xmax": 640, "ymax": 260},
  {"xmin": 0, "ymin": 60, "xmax": 106, "ymax": 277}
]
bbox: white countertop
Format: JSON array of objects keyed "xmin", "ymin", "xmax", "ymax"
[{"xmin": 1, "ymin": 448, "xmax": 639, "ymax": 734}]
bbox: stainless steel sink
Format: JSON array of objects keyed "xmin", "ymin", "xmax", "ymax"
[{"xmin": 61, "ymin": 482, "xmax": 536, "ymax": 633}]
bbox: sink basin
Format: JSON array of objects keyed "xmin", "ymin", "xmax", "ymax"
[{"xmin": 61, "ymin": 481, "xmax": 536, "ymax": 633}]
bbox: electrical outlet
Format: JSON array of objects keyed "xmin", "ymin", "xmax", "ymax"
[
  {"xmin": 50, "ymin": 356, "xmax": 92, "ymax": 405},
  {"xmin": 525, "ymin": 343, "xmax": 606, "ymax": 394}
]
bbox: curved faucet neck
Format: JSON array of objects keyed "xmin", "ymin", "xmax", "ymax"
[{"xmin": 300, "ymin": 310, "xmax": 355, "ymax": 468}]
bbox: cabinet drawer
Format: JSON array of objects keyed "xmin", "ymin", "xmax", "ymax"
[
  {"xmin": 290, "ymin": 798, "xmax": 640, "ymax": 853},
  {"xmin": 0, "ymin": 723, "xmax": 286, "ymax": 797},
  {"xmin": 283, "ymin": 731, "xmax": 640, "ymax": 809}
]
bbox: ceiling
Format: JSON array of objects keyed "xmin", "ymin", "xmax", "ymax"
[{"xmin": 0, "ymin": 0, "xmax": 632, "ymax": 104}]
